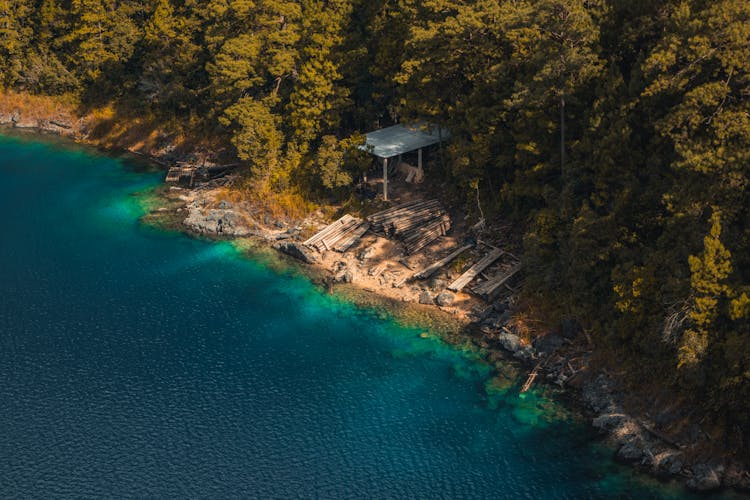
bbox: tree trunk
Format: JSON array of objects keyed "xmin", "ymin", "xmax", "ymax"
[{"xmin": 560, "ymin": 94, "xmax": 566, "ymax": 179}]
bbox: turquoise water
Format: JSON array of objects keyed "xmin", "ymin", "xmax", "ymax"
[{"xmin": 0, "ymin": 133, "xmax": 692, "ymax": 498}]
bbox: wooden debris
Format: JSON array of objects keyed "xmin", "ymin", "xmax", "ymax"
[
  {"xmin": 447, "ymin": 248, "xmax": 504, "ymax": 292},
  {"xmin": 165, "ymin": 166, "xmax": 196, "ymax": 185},
  {"xmin": 472, "ymin": 263, "xmax": 522, "ymax": 298},
  {"xmin": 415, "ymin": 244, "xmax": 474, "ymax": 280},
  {"xmin": 521, "ymin": 363, "xmax": 542, "ymax": 393},
  {"xmin": 369, "ymin": 262, "xmax": 388, "ymax": 278}
]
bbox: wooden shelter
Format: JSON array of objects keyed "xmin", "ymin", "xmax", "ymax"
[{"xmin": 360, "ymin": 122, "xmax": 449, "ymax": 201}]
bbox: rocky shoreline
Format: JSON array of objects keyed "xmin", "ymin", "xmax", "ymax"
[
  {"xmin": 168, "ymin": 182, "xmax": 750, "ymax": 494},
  {"xmin": 3, "ymin": 110, "xmax": 748, "ymax": 495}
]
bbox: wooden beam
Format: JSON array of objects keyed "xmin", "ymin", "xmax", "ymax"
[
  {"xmin": 414, "ymin": 244, "xmax": 473, "ymax": 279},
  {"xmin": 382, "ymin": 157, "xmax": 388, "ymax": 201},
  {"xmin": 447, "ymin": 248, "xmax": 504, "ymax": 292}
]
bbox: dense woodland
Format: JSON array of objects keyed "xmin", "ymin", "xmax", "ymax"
[{"xmin": 2, "ymin": 0, "xmax": 750, "ymax": 450}]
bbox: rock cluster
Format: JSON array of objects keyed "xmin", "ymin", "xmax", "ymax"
[{"xmin": 183, "ymin": 204, "xmax": 253, "ymax": 236}]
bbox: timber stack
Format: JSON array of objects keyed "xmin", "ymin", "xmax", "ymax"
[
  {"xmin": 368, "ymin": 199, "xmax": 451, "ymax": 254},
  {"xmin": 303, "ymin": 214, "xmax": 369, "ymax": 253}
]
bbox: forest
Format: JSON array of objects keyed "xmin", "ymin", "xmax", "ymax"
[{"xmin": 1, "ymin": 0, "xmax": 749, "ymax": 451}]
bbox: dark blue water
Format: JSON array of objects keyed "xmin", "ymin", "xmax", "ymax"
[{"xmin": 0, "ymin": 133, "xmax": 690, "ymax": 498}]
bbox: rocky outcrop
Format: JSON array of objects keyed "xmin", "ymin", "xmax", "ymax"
[
  {"xmin": 687, "ymin": 462, "xmax": 724, "ymax": 492},
  {"xmin": 183, "ymin": 205, "xmax": 253, "ymax": 236},
  {"xmin": 273, "ymin": 241, "xmax": 319, "ymax": 264}
]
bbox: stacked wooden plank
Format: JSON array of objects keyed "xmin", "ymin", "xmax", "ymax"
[
  {"xmin": 367, "ymin": 199, "xmax": 450, "ymax": 254},
  {"xmin": 303, "ymin": 214, "xmax": 368, "ymax": 253},
  {"xmin": 333, "ymin": 222, "xmax": 370, "ymax": 252},
  {"xmin": 368, "ymin": 200, "xmax": 442, "ymax": 235},
  {"xmin": 447, "ymin": 248, "xmax": 504, "ymax": 292},
  {"xmin": 472, "ymin": 263, "xmax": 522, "ymax": 299},
  {"xmin": 402, "ymin": 213, "xmax": 451, "ymax": 254}
]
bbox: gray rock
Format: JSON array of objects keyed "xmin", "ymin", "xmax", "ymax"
[
  {"xmin": 429, "ymin": 277, "xmax": 447, "ymax": 291},
  {"xmin": 218, "ymin": 200, "xmax": 232, "ymax": 209},
  {"xmin": 654, "ymin": 450, "xmax": 684, "ymax": 476},
  {"xmin": 592, "ymin": 413, "xmax": 628, "ymax": 433},
  {"xmin": 687, "ymin": 462, "xmax": 725, "ymax": 492},
  {"xmin": 582, "ymin": 374, "xmax": 618, "ymax": 413},
  {"xmin": 497, "ymin": 330, "xmax": 523, "ymax": 354},
  {"xmin": 418, "ymin": 291, "xmax": 434, "ymax": 305},
  {"xmin": 341, "ymin": 270, "xmax": 355, "ymax": 283},
  {"xmin": 273, "ymin": 241, "xmax": 318, "ymax": 264},
  {"xmin": 358, "ymin": 246, "xmax": 376, "ymax": 261},
  {"xmin": 435, "ymin": 291, "xmax": 455, "ymax": 307},
  {"xmin": 723, "ymin": 462, "xmax": 750, "ymax": 491},
  {"xmin": 616, "ymin": 441, "xmax": 645, "ymax": 462}
]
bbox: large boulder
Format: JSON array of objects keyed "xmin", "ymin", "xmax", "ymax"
[
  {"xmin": 435, "ymin": 291, "xmax": 455, "ymax": 307},
  {"xmin": 592, "ymin": 413, "xmax": 628, "ymax": 433},
  {"xmin": 687, "ymin": 462, "xmax": 725, "ymax": 492},
  {"xmin": 273, "ymin": 241, "xmax": 319, "ymax": 264},
  {"xmin": 653, "ymin": 450, "xmax": 685, "ymax": 476},
  {"xmin": 418, "ymin": 291, "xmax": 434, "ymax": 305}
]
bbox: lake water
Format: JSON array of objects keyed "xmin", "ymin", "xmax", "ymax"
[{"xmin": 0, "ymin": 132, "xmax": 693, "ymax": 498}]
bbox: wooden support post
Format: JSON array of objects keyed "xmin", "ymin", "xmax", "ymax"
[
  {"xmin": 383, "ymin": 157, "xmax": 389, "ymax": 200},
  {"xmin": 418, "ymin": 148, "xmax": 422, "ymax": 169}
]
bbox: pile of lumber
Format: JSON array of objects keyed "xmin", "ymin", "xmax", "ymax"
[
  {"xmin": 303, "ymin": 214, "xmax": 369, "ymax": 253},
  {"xmin": 368, "ymin": 199, "xmax": 450, "ymax": 254}
]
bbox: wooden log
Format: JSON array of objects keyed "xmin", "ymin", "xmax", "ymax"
[
  {"xmin": 447, "ymin": 248, "xmax": 504, "ymax": 292},
  {"xmin": 414, "ymin": 244, "xmax": 474, "ymax": 279}
]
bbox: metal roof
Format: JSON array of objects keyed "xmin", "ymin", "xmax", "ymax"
[{"xmin": 361, "ymin": 123, "xmax": 450, "ymax": 159}]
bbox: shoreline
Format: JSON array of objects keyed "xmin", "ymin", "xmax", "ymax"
[{"xmin": 3, "ymin": 109, "xmax": 749, "ymax": 494}]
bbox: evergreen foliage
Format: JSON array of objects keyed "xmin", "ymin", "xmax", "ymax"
[{"xmin": 2, "ymin": 0, "xmax": 750, "ymax": 450}]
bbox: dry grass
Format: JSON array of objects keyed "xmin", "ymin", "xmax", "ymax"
[{"xmin": 0, "ymin": 90, "xmax": 77, "ymax": 124}]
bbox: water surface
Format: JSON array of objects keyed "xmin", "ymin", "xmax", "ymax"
[{"xmin": 0, "ymin": 133, "xmax": 691, "ymax": 498}]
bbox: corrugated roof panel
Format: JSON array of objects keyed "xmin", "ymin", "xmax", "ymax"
[{"xmin": 360, "ymin": 123, "xmax": 450, "ymax": 158}]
